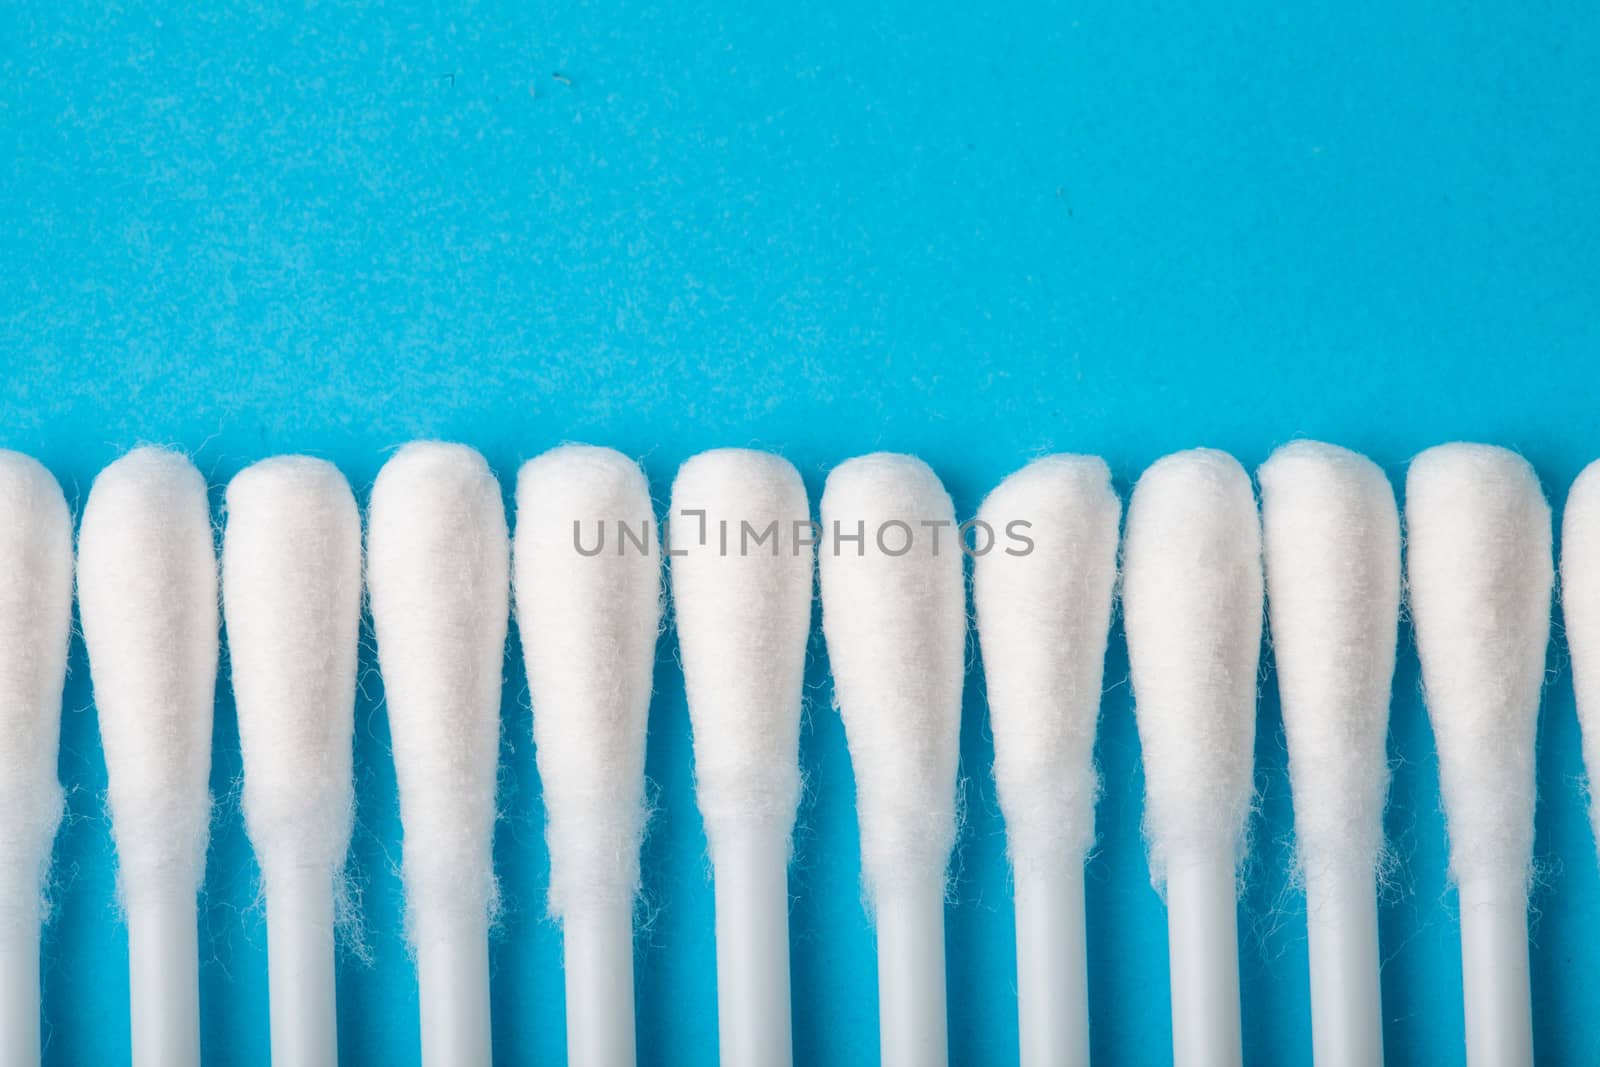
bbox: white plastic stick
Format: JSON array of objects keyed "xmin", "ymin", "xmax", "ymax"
[
  {"xmin": 1302, "ymin": 865, "xmax": 1383, "ymax": 1067},
  {"xmin": 414, "ymin": 914, "xmax": 492, "ymax": 1067},
  {"xmin": 1165, "ymin": 856, "xmax": 1243, "ymax": 1066},
  {"xmin": 0, "ymin": 925, "xmax": 42, "ymax": 1066},
  {"xmin": 669, "ymin": 449, "xmax": 813, "ymax": 1067},
  {"xmin": 874, "ymin": 876, "xmax": 949, "ymax": 1067},
  {"xmin": 561, "ymin": 902, "xmax": 636, "ymax": 1067},
  {"xmin": 223, "ymin": 456, "xmax": 361, "ymax": 1067},
  {"xmin": 973, "ymin": 455, "xmax": 1120, "ymax": 1067},
  {"xmin": 0, "ymin": 451, "xmax": 73, "ymax": 1067},
  {"xmin": 1121, "ymin": 449, "xmax": 1262, "ymax": 1067},
  {"xmin": 818, "ymin": 454, "xmax": 965, "ymax": 1067},
  {"xmin": 264, "ymin": 866, "xmax": 339, "ymax": 1066},
  {"xmin": 1456, "ymin": 875, "xmax": 1533, "ymax": 1067},
  {"xmin": 1012, "ymin": 867, "xmax": 1089, "ymax": 1067},
  {"xmin": 1405, "ymin": 443, "xmax": 1549, "ymax": 1067},
  {"xmin": 710, "ymin": 830, "xmax": 793, "ymax": 1067},
  {"xmin": 368, "ymin": 442, "xmax": 509, "ymax": 1067},
  {"xmin": 515, "ymin": 445, "xmax": 662, "ymax": 1067},
  {"xmin": 1259, "ymin": 441, "xmax": 1398, "ymax": 1067},
  {"xmin": 126, "ymin": 883, "xmax": 201, "ymax": 1067},
  {"xmin": 78, "ymin": 447, "xmax": 219, "ymax": 1067}
]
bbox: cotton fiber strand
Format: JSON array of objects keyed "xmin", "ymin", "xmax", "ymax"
[
  {"xmin": 973, "ymin": 454, "xmax": 1120, "ymax": 881},
  {"xmin": 367, "ymin": 442, "xmax": 510, "ymax": 938},
  {"xmin": 223, "ymin": 457, "xmax": 362, "ymax": 895},
  {"xmin": 1406, "ymin": 444, "xmax": 1551, "ymax": 890},
  {"xmin": 818, "ymin": 453, "xmax": 965, "ymax": 907},
  {"xmin": 1258, "ymin": 442, "xmax": 1400, "ymax": 880},
  {"xmin": 1121, "ymin": 448, "xmax": 1263, "ymax": 885},
  {"xmin": 669, "ymin": 449, "xmax": 813, "ymax": 860},
  {"xmin": 516, "ymin": 445, "xmax": 662, "ymax": 919},
  {"xmin": 77, "ymin": 447, "xmax": 219, "ymax": 905},
  {"xmin": 0, "ymin": 452, "xmax": 73, "ymax": 943}
]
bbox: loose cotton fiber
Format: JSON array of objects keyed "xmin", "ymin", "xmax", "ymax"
[
  {"xmin": 0, "ymin": 452, "xmax": 73, "ymax": 942},
  {"xmin": 669, "ymin": 449, "xmax": 813, "ymax": 858},
  {"xmin": 818, "ymin": 453, "xmax": 965, "ymax": 907},
  {"xmin": 973, "ymin": 454, "xmax": 1120, "ymax": 881},
  {"xmin": 515, "ymin": 445, "xmax": 662, "ymax": 920},
  {"xmin": 367, "ymin": 442, "xmax": 510, "ymax": 938},
  {"xmin": 1406, "ymin": 444, "xmax": 1552, "ymax": 890},
  {"xmin": 78, "ymin": 447, "xmax": 219, "ymax": 904},
  {"xmin": 1259, "ymin": 442, "xmax": 1400, "ymax": 880},
  {"xmin": 1121, "ymin": 449, "xmax": 1263, "ymax": 884},
  {"xmin": 1563, "ymin": 460, "xmax": 1600, "ymax": 844},
  {"xmin": 222, "ymin": 457, "xmax": 361, "ymax": 895}
]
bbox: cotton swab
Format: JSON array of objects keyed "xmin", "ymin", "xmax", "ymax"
[
  {"xmin": 1406, "ymin": 444, "xmax": 1550, "ymax": 1067},
  {"xmin": 1121, "ymin": 448, "xmax": 1262, "ymax": 1067},
  {"xmin": 0, "ymin": 453, "xmax": 73, "ymax": 1067},
  {"xmin": 1258, "ymin": 442, "xmax": 1399, "ymax": 1067},
  {"xmin": 514, "ymin": 445, "xmax": 661, "ymax": 1067},
  {"xmin": 223, "ymin": 457, "xmax": 361, "ymax": 1067},
  {"xmin": 668, "ymin": 449, "xmax": 813, "ymax": 1067},
  {"xmin": 77, "ymin": 447, "xmax": 219, "ymax": 1067},
  {"xmin": 367, "ymin": 442, "xmax": 509, "ymax": 1067},
  {"xmin": 818, "ymin": 453, "xmax": 965, "ymax": 1067},
  {"xmin": 972, "ymin": 455, "xmax": 1119, "ymax": 1067},
  {"xmin": 1561, "ymin": 460, "xmax": 1600, "ymax": 856}
]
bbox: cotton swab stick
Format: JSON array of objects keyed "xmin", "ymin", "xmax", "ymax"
[
  {"xmin": 1121, "ymin": 448, "xmax": 1262, "ymax": 1067},
  {"xmin": 367, "ymin": 442, "xmax": 509, "ymax": 1067},
  {"xmin": 1561, "ymin": 460, "xmax": 1600, "ymax": 856},
  {"xmin": 77, "ymin": 447, "xmax": 219, "ymax": 1067},
  {"xmin": 0, "ymin": 453, "xmax": 73, "ymax": 1067},
  {"xmin": 223, "ymin": 457, "xmax": 362, "ymax": 1067},
  {"xmin": 668, "ymin": 449, "xmax": 813, "ymax": 1067},
  {"xmin": 1406, "ymin": 444, "xmax": 1550, "ymax": 1067},
  {"xmin": 818, "ymin": 453, "xmax": 965, "ymax": 1067},
  {"xmin": 1259, "ymin": 442, "xmax": 1399, "ymax": 1067},
  {"xmin": 514, "ymin": 445, "xmax": 661, "ymax": 1067},
  {"xmin": 972, "ymin": 455, "xmax": 1119, "ymax": 1067}
]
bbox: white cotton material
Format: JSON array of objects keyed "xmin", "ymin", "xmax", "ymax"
[
  {"xmin": 77, "ymin": 447, "xmax": 219, "ymax": 905},
  {"xmin": 0, "ymin": 452, "xmax": 73, "ymax": 944},
  {"xmin": 515, "ymin": 445, "xmax": 662, "ymax": 920},
  {"xmin": 1563, "ymin": 460, "xmax": 1600, "ymax": 848},
  {"xmin": 367, "ymin": 442, "xmax": 509, "ymax": 936},
  {"xmin": 1406, "ymin": 444, "xmax": 1551, "ymax": 890},
  {"xmin": 1259, "ymin": 442, "xmax": 1400, "ymax": 880},
  {"xmin": 668, "ymin": 449, "xmax": 813, "ymax": 857},
  {"xmin": 222, "ymin": 457, "xmax": 361, "ymax": 894},
  {"xmin": 1121, "ymin": 449, "xmax": 1263, "ymax": 884},
  {"xmin": 818, "ymin": 454, "xmax": 965, "ymax": 906},
  {"xmin": 973, "ymin": 455, "xmax": 1120, "ymax": 882}
]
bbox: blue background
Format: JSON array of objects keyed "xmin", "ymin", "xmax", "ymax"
[{"xmin": 3, "ymin": 1, "xmax": 1599, "ymax": 1063}]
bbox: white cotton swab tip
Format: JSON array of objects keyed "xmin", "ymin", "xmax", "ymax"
[
  {"xmin": 515, "ymin": 444, "xmax": 662, "ymax": 1067},
  {"xmin": 0, "ymin": 452, "xmax": 73, "ymax": 1067},
  {"xmin": 1561, "ymin": 460, "xmax": 1600, "ymax": 850},
  {"xmin": 223, "ymin": 456, "xmax": 362, "ymax": 1067},
  {"xmin": 1121, "ymin": 448, "xmax": 1262, "ymax": 1067},
  {"xmin": 819, "ymin": 453, "xmax": 965, "ymax": 1067},
  {"xmin": 367, "ymin": 442, "xmax": 509, "ymax": 1067},
  {"xmin": 1406, "ymin": 443, "xmax": 1550, "ymax": 1067},
  {"xmin": 669, "ymin": 448, "xmax": 813, "ymax": 1067},
  {"xmin": 76, "ymin": 446, "xmax": 219, "ymax": 1067},
  {"xmin": 973, "ymin": 454, "xmax": 1120, "ymax": 1067},
  {"xmin": 1259, "ymin": 441, "xmax": 1399, "ymax": 1067}
]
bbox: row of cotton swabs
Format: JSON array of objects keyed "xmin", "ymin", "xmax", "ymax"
[{"xmin": 0, "ymin": 440, "xmax": 1589, "ymax": 1066}]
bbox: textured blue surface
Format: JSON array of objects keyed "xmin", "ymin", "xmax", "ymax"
[{"xmin": 3, "ymin": 1, "xmax": 1600, "ymax": 1063}]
